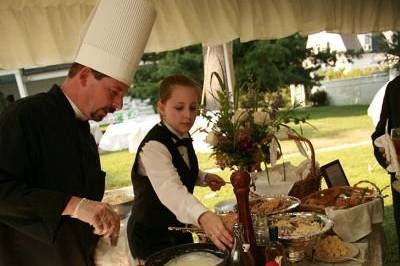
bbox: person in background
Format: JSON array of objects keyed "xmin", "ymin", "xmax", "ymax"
[
  {"xmin": 128, "ymin": 75, "xmax": 233, "ymax": 264},
  {"xmin": 0, "ymin": 0, "xmax": 155, "ymax": 265},
  {"xmin": 371, "ymin": 74, "xmax": 400, "ymax": 256}
]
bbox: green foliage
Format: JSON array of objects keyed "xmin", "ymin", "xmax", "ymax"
[
  {"xmin": 233, "ymin": 34, "xmax": 340, "ymax": 93},
  {"xmin": 130, "ymin": 45, "xmax": 204, "ymax": 107},
  {"xmin": 131, "ymin": 34, "xmax": 358, "ymax": 106},
  {"xmin": 309, "ymin": 90, "xmax": 328, "ymax": 106},
  {"xmin": 377, "ymin": 32, "xmax": 400, "ymax": 70},
  {"xmin": 321, "ymin": 67, "xmax": 384, "ymax": 81},
  {"xmin": 201, "ymin": 73, "xmax": 308, "ymax": 171}
]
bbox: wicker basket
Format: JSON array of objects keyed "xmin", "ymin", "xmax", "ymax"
[{"xmin": 286, "ymin": 134, "xmax": 321, "ymax": 199}]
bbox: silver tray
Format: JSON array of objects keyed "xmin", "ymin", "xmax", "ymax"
[
  {"xmin": 213, "ymin": 195, "xmax": 300, "ymax": 216},
  {"xmin": 268, "ymin": 212, "xmax": 333, "ymax": 262},
  {"xmin": 214, "ymin": 199, "xmax": 237, "ymax": 214},
  {"xmin": 250, "ymin": 195, "xmax": 300, "ymax": 216},
  {"xmin": 269, "ymin": 212, "xmax": 333, "ymax": 241}
]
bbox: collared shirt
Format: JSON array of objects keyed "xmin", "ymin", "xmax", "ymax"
[
  {"xmin": 64, "ymin": 93, "xmax": 87, "ymax": 120},
  {"xmin": 137, "ymin": 121, "xmax": 209, "ymax": 226}
]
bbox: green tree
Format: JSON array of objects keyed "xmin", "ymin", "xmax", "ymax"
[
  {"xmin": 233, "ymin": 34, "xmax": 339, "ymax": 94},
  {"xmin": 130, "ymin": 45, "xmax": 203, "ymax": 108},
  {"xmin": 377, "ymin": 32, "xmax": 400, "ymax": 70}
]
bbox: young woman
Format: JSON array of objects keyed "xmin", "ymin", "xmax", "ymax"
[{"xmin": 127, "ymin": 75, "xmax": 233, "ymax": 264}]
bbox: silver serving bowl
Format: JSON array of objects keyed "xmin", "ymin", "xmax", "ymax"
[
  {"xmin": 145, "ymin": 243, "xmax": 228, "ymax": 266},
  {"xmin": 111, "ymin": 200, "xmax": 133, "ymax": 219},
  {"xmin": 102, "ymin": 187, "xmax": 134, "ymax": 218},
  {"xmin": 213, "ymin": 195, "xmax": 300, "ymax": 216},
  {"xmin": 214, "ymin": 198, "xmax": 237, "ymax": 214},
  {"xmin": 250, "ymin": 195, "xmax": 300, "ymax": 216},
  {"xmin": 269, "ymin": 212, "xmax": 334, "ymax": 262}
]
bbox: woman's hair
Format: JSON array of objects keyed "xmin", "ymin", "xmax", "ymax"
[{"xmin": 159, "ymin": 75, "xmax": 201, "ymax": 103}]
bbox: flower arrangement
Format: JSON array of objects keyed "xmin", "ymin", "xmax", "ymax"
[{"xmin": 202, "ymin": 73, "xmax": 307, "ymax": 172}]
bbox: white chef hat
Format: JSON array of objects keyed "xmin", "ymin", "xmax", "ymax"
[{"xmin": 74, "ymin": 0, "xmax": 156, "ymax": 86}]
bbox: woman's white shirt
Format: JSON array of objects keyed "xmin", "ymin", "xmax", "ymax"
[{"xmin": 137, "ymin": 125, "xmax": 209, "ymax": 226}]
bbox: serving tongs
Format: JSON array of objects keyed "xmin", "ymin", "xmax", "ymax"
[{"xmin": 168, "ymin": 226, "xmax": 206, "ymax": 237}]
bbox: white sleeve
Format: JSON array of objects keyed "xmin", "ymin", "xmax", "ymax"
[
  {"xmin": 140, "ymin": 141, "xmax": 208, "ymax": 226},
  {"xmin": 196, "ymin": 170, "xmax": 208, "ymax": 186}
]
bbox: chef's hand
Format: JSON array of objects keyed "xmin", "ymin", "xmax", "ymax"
[
  {"xmin": 64, "ymin": 197, "xmax": 120, "ymax": 245},
  {"xmin": 198, "ymin": 211, "xmax": 233, "ymax": 250},
  {"xmin": 205, "ymin": 173, "xmax": 226, "ymax": 191}
]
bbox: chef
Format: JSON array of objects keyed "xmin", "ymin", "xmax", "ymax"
[{"xmin": 0, "ymin": 0, "xmax": 155, "ymax": 265}]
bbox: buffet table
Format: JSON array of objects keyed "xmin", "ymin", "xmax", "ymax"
[{"xmin": 94, "ymin": 218, "xmax": 384, "ymax": 266}]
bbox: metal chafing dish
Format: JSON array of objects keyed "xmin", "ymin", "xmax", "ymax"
[
  {"xmin": 269, "ymin": 211, "xmax": 334, "ymax": 263},
  {"xmin": 213, "ymin": 195, "xmax": 300, "ymax": 216},
  {"xmin": 102, "ymin": 186, "xmax": 134, "ymax": 218},
  {"xmin": 144, "ymin": 243, "xmax": 228, "ymax": 266}
]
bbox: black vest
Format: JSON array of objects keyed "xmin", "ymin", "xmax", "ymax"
[{"xmin": 127, "ymin": 123, "xmax": 199, "ymax": 259}]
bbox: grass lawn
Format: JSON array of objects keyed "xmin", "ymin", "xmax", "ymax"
[{"xmin": 100, "ymin": 105, "xmax": 399, "ymax": 265}]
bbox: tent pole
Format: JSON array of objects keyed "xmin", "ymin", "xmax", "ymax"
[
  {"xmin": 15, "ymin": 69, "xmax": 28, "ymax": 98},
  {"xmin": 201, "ymin": 46, "xmax": 211, "ymax": 106},
  {"xmin": 222, "ymin": 43, "xmax": 234, "ymax": 101}
]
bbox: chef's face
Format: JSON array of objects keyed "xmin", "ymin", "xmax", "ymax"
[
  {"xmin": 83, "ymin": 69, "xmax": 129, "ymax": 121},
  {"xmin": 157, "ymin": 85, "xmax": 199, "ymax": 136}
]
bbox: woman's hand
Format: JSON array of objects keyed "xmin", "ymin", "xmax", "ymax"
[
  {"xmin": 205, "ymin": 174, "xmax": 226, "ymax": 191},
  {"xmin": 198, "ymin": 211, "xmax": 233, "ymax": 250}
]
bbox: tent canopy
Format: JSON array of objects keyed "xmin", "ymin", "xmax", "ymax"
[{"xmin": 1, "ymin": 0, "xmax": 400, "ymax": 70}]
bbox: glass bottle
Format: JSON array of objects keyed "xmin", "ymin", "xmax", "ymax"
[
  {"xmin": 264, "ymin": 226, "xmax": 286, "ymax": 266},
  {"xmin": 228, "ymin": 223, "xmax": 255, "ymax": 266}
]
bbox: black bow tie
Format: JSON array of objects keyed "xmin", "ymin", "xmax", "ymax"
[{"xmin": 175, "ymin": 137, "xmax": 193, "ymax": 148}]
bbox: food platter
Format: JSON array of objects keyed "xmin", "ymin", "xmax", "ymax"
[
  {"xmin": 300, "ymin": 186, "xmax": 381, "ymax": 213},
  {"xmin": 269, "ymin": 212, "xmax": 333, "ymax": 240},
  {"xmin": 250, "ymin": 195, "xmax": 300, "ymax": 216},
  {"xmin": 313, "ymin": 242, "xmax": 360, "ymax": 263},
  {"xmin": 213, "ymin": 195, "xmax": 300, "ymax": 216},
  {"xmin": 268, "ymin": 212, "xmax": 334, "ymax": 262}
]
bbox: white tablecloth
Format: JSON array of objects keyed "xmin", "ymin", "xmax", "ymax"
[
  {"xmin": 98, "ymin": 114, "xmax": 213, "ymax": 153},
  {"xmin": 89, "ymin": 121, "xmax": 103, "ymax": 144}
]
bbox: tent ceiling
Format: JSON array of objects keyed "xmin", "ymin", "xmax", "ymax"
[{"xmin": 1, "ymin": 0, "xmax": 399, "ymax": 70}]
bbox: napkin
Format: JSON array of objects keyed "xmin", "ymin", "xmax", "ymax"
[
  {"xmin": 374, "ymin": 134, "xmax": 400, "ymax": 173},
  {"xmin": 325, "ymin": 199, "xmax": 384, "ymax": 242},
  {"xmin": 252, "ymin": 161, "xmax": 314, "ymax": 196}
]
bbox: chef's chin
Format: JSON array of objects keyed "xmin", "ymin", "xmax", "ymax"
[{"xmin": 91, "ymin": 110, "xmax": 107, "ymax": 121}]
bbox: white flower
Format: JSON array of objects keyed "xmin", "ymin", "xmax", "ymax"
[
  {"xmin": 206, "ymin": 131, "xmax": 219, "ymax": 146},
  {"xmin": 232, "ymin": 109, "xmax": 248, "ymax": 123},
  {"xmin": 253, "ymin": 111, "xmax": 271, "ymax": 125}
]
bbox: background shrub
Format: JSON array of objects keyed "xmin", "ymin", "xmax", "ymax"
[{"xmin": 309, "ymin": 90, "xmax": 328, "ymax": 106}]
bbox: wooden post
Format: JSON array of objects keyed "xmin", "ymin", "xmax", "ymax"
[{"xmin": 230, "ymin": 170, "xmax": 257, "ymax": 263}]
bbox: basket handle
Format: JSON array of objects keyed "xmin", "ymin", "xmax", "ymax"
[{"xmin": 287, "ymin": 134, "xmax": 316, "ymax": 179}]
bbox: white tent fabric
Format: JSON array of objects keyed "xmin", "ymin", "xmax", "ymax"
[{"xmin": 1, "ymin": 0, "xmax": 400, "ymax": 69}]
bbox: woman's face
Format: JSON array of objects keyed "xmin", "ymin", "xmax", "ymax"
[{"xmin": 158, "ymin": 85, "xmax": 199, "ymax": 136}]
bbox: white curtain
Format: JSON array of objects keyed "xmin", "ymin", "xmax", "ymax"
[{"xmin": 1, "ymin": 0, "xmax": 400, "ymax": 69}]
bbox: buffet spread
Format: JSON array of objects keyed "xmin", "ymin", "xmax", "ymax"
[{"xmin": 95, "ymin": 135, "xmax": 386, "ymax": 266}]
